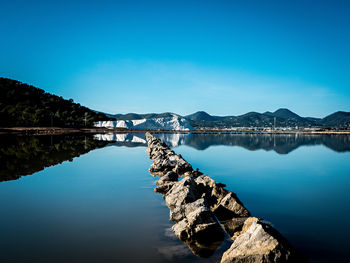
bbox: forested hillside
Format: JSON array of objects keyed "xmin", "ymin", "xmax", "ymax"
[{"xmin": 0, "ymin": 78, "xmax": 112, "ymax": 127}]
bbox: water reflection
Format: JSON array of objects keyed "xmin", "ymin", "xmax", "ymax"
[
  {"xmin": 95, "ymin": 132, "xmax": 350, "ymax": 154},
  {"xmin": 2, "ymin": 132, "xmax": 349, "ymax": 182},
  {"xmin": 0, "ymin": 135, "xmax": 109, "ymax": 182},
  {"xmin": 94, "ymin": 133, "xmax": 187, "ymax": 147},
  {"xmin": 0, "ymin": 133, "xmax": 349, "ymax": 262}
]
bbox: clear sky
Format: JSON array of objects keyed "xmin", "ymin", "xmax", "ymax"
[{"xmin": 0, "ymin": 0, "xmax": 349, "ymax": 117}]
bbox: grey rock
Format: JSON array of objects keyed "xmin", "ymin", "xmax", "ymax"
[
  {"xmin": 221, "ymin": 217, "xmax": 248, "ymax": 237},
  {"xmin": 156, "ymin": 171, "xmax": 178, "ymax": 185},
  {"xmin": 165, "ymin": 177, "xmax": 201, "ymax": 209},
  {"xmin": 214, "ymin": 192, "xmax": 250, "ymax": 220},
  {"xmin": 195, "ymin": 175, "xmax": 250, "ymax": 220},
  {"xmin": 172, "ymin": 206, "xmax": 225, "ymax": 243},
  {"xmin": 154, "ymin": 182, "xmax": 177, "ymax": 194},
  {"xmin": 170, "ymin": 198, "xmax": 208, "ymax": 223},
  {"xmin": 221, "ymin": 217, "xmax": 306, "ymax": 263}
]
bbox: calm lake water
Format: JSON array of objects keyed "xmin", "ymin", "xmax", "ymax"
[{"xmin": 0, "ymin": 133, "xmax": 349, "ymax": 263}]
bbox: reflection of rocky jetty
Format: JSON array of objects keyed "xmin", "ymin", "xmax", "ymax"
[{"xmin": 145, "ymin": 132, "xmax": 306, "ymax": 262}]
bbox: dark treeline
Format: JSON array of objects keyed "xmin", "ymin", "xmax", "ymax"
[
  {"xmin": 0, "ymin": 77, "xmax": 113, "ymax": 127},
  {"xmin": 0, "ymin": 134, "xmax": 109, "ymax": 182}
]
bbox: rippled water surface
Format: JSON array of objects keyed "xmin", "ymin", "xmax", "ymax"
[{"xmin": 0, "ymin": 133, "xmax": 349, "ymax": 263}]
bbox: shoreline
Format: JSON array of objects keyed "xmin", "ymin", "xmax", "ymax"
[{"xmin": 1, "ymin": 126, "xmax": 350, "ymax": 135}]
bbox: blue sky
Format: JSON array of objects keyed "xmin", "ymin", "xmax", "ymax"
[{"xmin": 0, "ymin": 0, "xmax": 349, "ymax": 117}]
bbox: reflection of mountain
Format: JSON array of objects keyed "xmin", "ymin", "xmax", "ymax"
[
  {"xmin": 2, "ymin": 133, "xmax": 349, "ymax": 181},
  {"xmin": 94, "ymin": 133, "xmax": 188, "ymax": 148},
  {"xmin": 184, "ymin": 133, "xmax": 350, "ymax": 154},
  {"xmin": 94, "ymin": 116, "xmax": 194, "ymax": 130},
  {"xmin": 95, "ymin": 133, "xmax": 147, "ymax": 144},
  {"xmin": 94, "ymin": 132, "xmax": 350, "ymax": 154},
  {"xmin": 0, "ymin": 135, "xmax": 109, "ymax": 182}
]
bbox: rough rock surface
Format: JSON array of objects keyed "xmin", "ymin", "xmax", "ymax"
[
  {"xmin": 215, "ymin": 192, "xmax": 250, "ymax": 220},
  {"xmin": 172, "ymin": 205, "xmax": 225, "ymax": 243},
  {"xmin": 156, "ymin": 171, "xmax": 178, "ymax": 185},
  {"xmin": 221, "ymin": 217, "xmax": 306, "ymax": 263},
  {"xmin": 195, "ymin": 175, "xmax": 250, "ymax": 220},
  {"xmin": 154, "ymin": 182, "xmax": 177, "ymax": 194},
  {"xmin": 170, "ymin": 198, "xmax": 208, "ymax": 223},
  {"xmin": 221, "ymin": 217, "xmax": 249, "ymax": 237},
  {"xmin": 164, "ymin": 177, "xmax": 201, "ymax": 209}
]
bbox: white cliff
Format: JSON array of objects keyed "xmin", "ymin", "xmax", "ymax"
[{"xmin": 94, "ymin": 116, "xmax": 194, "ymax": 131}]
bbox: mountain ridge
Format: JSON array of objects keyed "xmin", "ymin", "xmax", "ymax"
[
  {"xmin": 1, "ymin": 77, "xmax": 348, "ymax": 129},
  {"xmin": 107, "ymin": 109, "xmax": 350, "ymax": 129}
]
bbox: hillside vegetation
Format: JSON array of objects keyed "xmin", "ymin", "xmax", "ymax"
[
  {"xmin": 110, "ymin": 109, "xmax": 350, "ymax": 129},
  {"xmin": 0, "ymin": 78, "xmax": 112, "ymax": 127},
  {"xmin": 184, "ymin": 109, "xmax": 350, "ymax": 129}
]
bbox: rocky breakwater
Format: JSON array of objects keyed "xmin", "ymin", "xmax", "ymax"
[{"xmin": 145, "ymin": 132, "xmax": 306, "ymax": 262}]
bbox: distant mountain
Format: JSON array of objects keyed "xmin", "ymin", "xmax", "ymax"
[
  {"xmin": 185, "ymin": 111, "xmax": 223, "ymax": 121},
  {"xmin": 265, "ymin": 108, "xmax": 303, "ymax": 120},
  {"xmin": 183, "ymin": 109, "xmax": 350, "ymax": 129},
  {"xmin": 321, "ymin": 111, "xmax": 350, "ymax": 127},
  {"xmin": 106, "ymin": 108, "xmax": 350, "ymax": 129},
  {"xmin": 0, "ymin": 78, "xmax": 112, "ymax": 127}
]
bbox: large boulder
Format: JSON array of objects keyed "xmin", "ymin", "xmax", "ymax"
[
  {"xmin": 221, "ymin": 217, "xmax": 306, "ymax": 263},
  {"xmin": 195, "ymin": 176, "xmax": 250, "ymax": 220},
  {"xmin": 214, "ymin": 192, "xmax": 250, "ymax": 220},
  {"xmin": 164, "ymin": 177, "xmax": 201, "ymax": 209},
  {"xmin": 170, "ymin": 198, "xmax": 207, "ymax": 223},
  {"xmin": 172, "ymin": 205, "xmax": 225, "ymax": 244}
]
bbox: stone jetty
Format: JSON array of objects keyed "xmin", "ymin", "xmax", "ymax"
[{"xmin": 145, "ymin": 132, "xmax": 306, "ymax": 262}]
